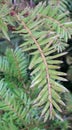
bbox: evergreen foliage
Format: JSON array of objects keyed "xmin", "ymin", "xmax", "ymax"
[{"xmin": 0, "ymin": 0, "xmax": 72, "ymax": 129}]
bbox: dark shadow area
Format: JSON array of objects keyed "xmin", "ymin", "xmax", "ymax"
[{"xmin": 61, "ymin": 38, "xmax": 72, "ymax": 92}]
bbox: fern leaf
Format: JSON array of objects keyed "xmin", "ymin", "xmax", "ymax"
[
  {"xmin": 0, "ymin": 48, "xmax": 28, "ymax": 82},
  {"xmin": 14, "ymin": 4, "xmax": 71, "ymax": 120}
]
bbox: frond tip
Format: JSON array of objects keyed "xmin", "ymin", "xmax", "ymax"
[{"xmin": 30, "ymin": 50, "xmax": 68, "ymax": 121}]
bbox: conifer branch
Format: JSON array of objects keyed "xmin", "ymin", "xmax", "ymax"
[{"xmin": 16, "ymin": 14, "xmax": 53, "ymax": 117}]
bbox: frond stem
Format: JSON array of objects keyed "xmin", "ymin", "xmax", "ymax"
[
  {"xmin": 39, "ymin": 14, "xmax": 68, "ymax": 34},
  {"xmin": 16, "ymin": 14, "xmax": 53, "ymax": 117}
]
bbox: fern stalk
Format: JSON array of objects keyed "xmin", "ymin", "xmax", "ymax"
[{"xmin": 16, "ymin": 14, "xmax": 53, "ymax": 118}]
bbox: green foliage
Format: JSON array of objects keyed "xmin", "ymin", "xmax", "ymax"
[
  {"xmin": 60, "ymin": 0, "xmax": 72, "ymax": 15},
  {"xmin": 15, "ymin": 3, "xmax": 72, "ymax": 121},
  {"xmin": 0, "ymin": 48, "xmax": 45, "ymax": 130},
  {"xmin": 0, "ymin": 0, "xmax": 72, "ymax": 129},
  {"xmin": 47, "ymin": 120, "xmax": 69, "ymax": 130},
  {"xmin": 0, "ymin": 3, "xmax": 15, "ymax": 41},
  {"xmin": 0, "ymin": 48, "xmax": 28, "ymax": 82},
  {"xmin": 65, "ymin": 92, "xmax": 72, "ymax": 112},
  {"xmin": 48, "ymin": 0, "xmax": 72, "ymax": 19}
]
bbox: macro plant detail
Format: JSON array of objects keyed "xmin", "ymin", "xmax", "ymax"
[{"xmin": 0, "ymin": 0, "xmax": 72, "ymax": 130}]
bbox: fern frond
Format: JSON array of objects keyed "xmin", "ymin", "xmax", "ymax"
[
  {"xmin": 60, "ymin": 0, "xmax": 72, "ymax": 15},
  {"xmin": 0, "ymin": 48, "xmax": 28, "ymax": 83},
  {"xmin": 0, "ymin": 79, "xmax": 32, "ymax": 128},
  {"xmin": 14, "ymin": 4, "xmax": 71, "ymax": 121},
  {"xmin": 48, "ymin": 0, "xmax": 72, "ymax": 12},
  {"xmin": 16, "ymin": 4, "xmax": 72, "ymax": 50},
  {"xmin": 0, "ymin": 4, "xmax": 10, "ymax": 40},
  {"xmin": 38, "ymin": 7, "xmax": 71, "ymax": 41},
  {"xmin": 0, "ymin": 3, "xmax": 16, "ymax": 41},
  {"xmin": 0, "ymin": 119, "xmax": 19, "ymax": 130}
]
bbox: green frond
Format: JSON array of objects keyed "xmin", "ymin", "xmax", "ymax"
[
  {"xmin": 0, "ymin": 120, "xmax": 19, "ymax": 130},
  {"xmin": 16, "ymin": 4, "xmax": 72, "ymax": 50},
  {"xmin": 13, "ymin": 4, "xmax": 71, "ymax": 121},
  {"xmin": 48, "ymin": 0, "xmax": 72, "ymax": 14},
  {"xmin": 0, "ymin": 48, "xmax": 28, "ymax": 83},
  {"xmin": 0, "ymin": 78, "xmax": 44, "ymax": 129},
  {"xmin": 30, "ymin": 51, "xmax": 68, "ymax": 119},
  {"xmin": 0, "ymin": 0, "xmax": 71, "ymax": 125},
  {"xmin": 0, "ymin": 79, "xmax": 33, "ymax": 129},
  {"xmin": 60, "ymin": 0, "xmax": 72, "ymax": 15},
  {"xmin": 0, "ymin": 4, "xmax": 10, "ymax": 40}
]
